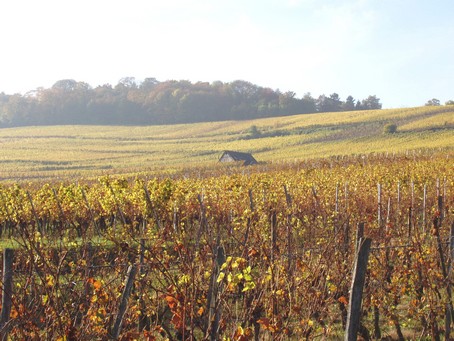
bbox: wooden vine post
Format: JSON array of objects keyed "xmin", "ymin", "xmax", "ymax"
[
  {"xmin": 433, "ymin": 194, "xmax": 454, "ymax": 339},
  {"xmin": 0, "ymin": 248, "xmax": 14, "ymax": 340},
  {"xmin": 284, "ymin": 185, "xmax": 293, "ymax": 276},
  {"xmin": 138, "ymin": 236, "xmax": 149, "ymax": 332},
  {"xmin": 206, "ymin": 244, "xmax": 226, "ymax": 341},
  {"xmin": 110, "ymin": 264, "xmax": 138, "ymax": 339},
  {"xmin": 345, "ymin": 237, "xmax": 372, "ymax": 341},
  {"xmin": 377, "ymin": 183, "xmax": 382, "ymax": 232}
]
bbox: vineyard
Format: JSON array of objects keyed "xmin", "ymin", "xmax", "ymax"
[
  {"xmin": 0, "ymin": 151, "xmax": 453, "ymax": 339},
  {"xmin": 0, "ymin": 105, "xmax": 453, "ymax": 181}
]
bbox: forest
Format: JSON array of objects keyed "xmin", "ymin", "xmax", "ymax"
[{"xmin": 0, "ymin": 78, "xmax": 382, "ymax": 127}]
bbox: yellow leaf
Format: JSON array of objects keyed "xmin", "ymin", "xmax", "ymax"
[
  {"xmin": 46, "ymin": 275, "xmax": 54, "ymax": 287},
  {"xmin": 217, "ymin": 272, "xmax": 225, "ymax": 283},
  {"xmin": 328, "ymin": 283, "xmax": 337, "ymax": 292}
]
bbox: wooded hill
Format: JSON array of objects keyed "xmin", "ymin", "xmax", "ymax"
[{"xmin": 0, "ymin": 78, "xmax": 382, "ymax": 127}]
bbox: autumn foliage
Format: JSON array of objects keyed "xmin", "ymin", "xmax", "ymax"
[{"xmin": 0, "ymin": 151, "xmax": 452, "ymax": 339}]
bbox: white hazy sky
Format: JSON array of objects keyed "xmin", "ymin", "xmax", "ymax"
[{"xmin": 1, "ymin": 0, "xmax": 453, "ymax": 108}]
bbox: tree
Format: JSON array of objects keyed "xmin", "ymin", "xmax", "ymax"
[
  {"xmin": 117, "ymin": 77, "xmax": 138, "ymax": 89},
  {"xmin": 230, "ymin": 80, "xmax": 259, "ymax": 100},
  {"xmin": 52, "ymin": 79, "xmax": 79, "ymax": 92},
  {"xmin": 360, "ymin": 95, "xmax": 382, "ymax": 110},
  {"xmin": 425, "ymin": 98, "xmax": 441, "ymax": 106},
  {"xmin": 342, "ymin": 96, "xmax": 356, "ymax": 111},
  {"xmin": 301, "ymin": 92, "xmax": 317, "ymax": 113},
  {"xmin": 329, "ymin": 93, "xmax": 341, "ymax": 102},
  {"xmin": 247, "ymin": 125, "xmax": 261, "ymax": 138},
  {"xmin": 355, "ymin": 99, "xmax": 363, "ymax": 110},
  {"xmin": 140, "ymin": 78, "xmax": 160, "ymax": 91},
  {"xmin": 445, "ymin": 100, "xmax": 454, "ymax": 105},
  {"xmin": 2, "ymin": 94, "xmax": 31, "ymax": 126},
  {"xmin": 279, "ymin": 91, "xmax": 297, "ymax": 115},
  {"xmin": 316, "ymin": 93, "xmax": 342, "ymax": 112}
]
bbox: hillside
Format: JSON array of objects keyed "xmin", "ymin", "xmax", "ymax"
[{"xmin": 0, "ymin": 106, "xmax": 452, "ymax": 181}]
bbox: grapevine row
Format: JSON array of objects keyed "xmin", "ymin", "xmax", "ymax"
[{"xmin": 0, "ymin": 152, "xmax": 452, "ymax": 339}]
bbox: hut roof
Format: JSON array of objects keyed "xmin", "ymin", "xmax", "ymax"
[{"xmin": 219, "ymin": 150, "xmax": 258, "ymax": 166}]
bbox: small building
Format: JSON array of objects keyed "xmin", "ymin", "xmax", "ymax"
[{"xmin": 219, "ymin": 150, "xmax": 258, "ymax": 166}]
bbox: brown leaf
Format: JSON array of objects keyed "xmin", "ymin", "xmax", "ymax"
[{"xmin": 338, "ymin": 296, "xmax": 348, "ymax": 305}]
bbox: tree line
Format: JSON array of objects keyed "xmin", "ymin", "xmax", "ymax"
[
  {"xmin": 0, "ymin": 78, "xmax": 382, "ymax": 127},
  {"xmin": 425, "ymin": 98, "xmax": 454, "ymax": 106}
]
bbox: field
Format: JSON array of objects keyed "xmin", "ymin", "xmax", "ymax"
[
  {"xmin": 0, "ymin": 105, "xmax": 452, "ymax": 181},
  {"xmin": 0, "ymin": 106, "xmax": 453, "ymax": 339}
]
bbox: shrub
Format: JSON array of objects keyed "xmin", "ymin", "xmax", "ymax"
[
  {"xmin": 383, "ymin": 123, "xmax": 397, "ymax": 134},
  {"xmin": 247, "ymin": 125, "xmax": 261, "ymax": 138}
]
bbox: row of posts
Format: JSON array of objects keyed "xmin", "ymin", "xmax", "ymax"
[{"xmin": 0, "ymin": 234, "xmax": 372, "ymax": 340}]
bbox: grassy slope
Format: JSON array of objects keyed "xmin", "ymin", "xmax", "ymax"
[{"xmin": 0, "ymin": 106, "xmax": 452, "ymax": 181}]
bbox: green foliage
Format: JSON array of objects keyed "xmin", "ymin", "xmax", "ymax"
[
  {"xmin": 358, "ymin": 95, "xmax": 382, "ymax": 110},
  {"xmin": 247, "ymin": 125, "xmax": 261, "ymax": 138},
  {"xmin": 425, "ymin": 98, "xmax": 441, "ymax": 106},
  {"xmin": 0, "ymin": 78, "xmax": 383, "ymax": 128},
  {"xmin": 315, "ymin": 94, "xmax": 382, "ymax": 112},
  {"xmin": 383, "ymin": 123, "xmax": 398, "ymax": 134}
]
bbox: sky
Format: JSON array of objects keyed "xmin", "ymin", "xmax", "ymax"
[{"xmin": 1, "ymin": 0, "xmax": 453, "ymax": 108}]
